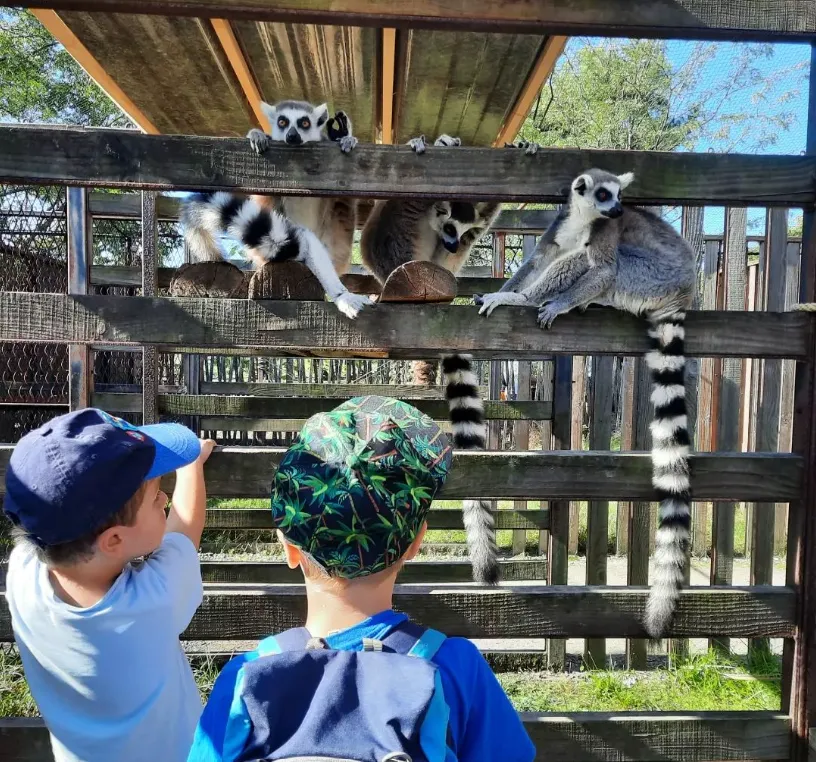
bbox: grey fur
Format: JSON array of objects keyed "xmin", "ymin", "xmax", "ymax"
[
  {"xmin": 180, "ymin": 100, "xmax": 369, "ymax": 318},
  {"xmin": 478, "ymin": 168, "xmax": 695, "ymax": 634},
  {"xmin": 360, "ymin": 134, "xmax": 501, "ymax": 585}
]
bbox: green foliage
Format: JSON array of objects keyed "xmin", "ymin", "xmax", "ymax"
[
  {"xmin": 519, "ymin": 39, "xmax": 805, "ymax": 154},
  {"xmin": 0, "ymin": 9, "xmax": 130, "ymax": 127}
]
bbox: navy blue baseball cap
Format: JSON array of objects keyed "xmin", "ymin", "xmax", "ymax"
[{"xmin": 3, "ymin": 408, "xmax": 201, "ymax": 546}]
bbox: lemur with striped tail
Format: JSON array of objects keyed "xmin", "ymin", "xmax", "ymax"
[
  {"xmin": 476, "ymin": 168, "xmax": 696, "ymax": 636},
  {"xmin": 180, "ymin": 100, "xmax": 371, "ymax": 319},
  {"xmin": 360, "ymin": 133, "xmax": 502, "ymax": 585}
]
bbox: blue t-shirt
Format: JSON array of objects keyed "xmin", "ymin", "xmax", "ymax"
[
  {"xmin": 188, "ymin": 609, "xmax": 535, "ymax": 762},
  {"xmin": 6, "ymin": 534, "xmax": 204, "ymax": 762}
]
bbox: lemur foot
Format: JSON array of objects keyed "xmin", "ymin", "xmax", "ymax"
[
  {"xmin": 504, "ymin": 140, "xmax": 539, "ymax": 156},
  {"xmin": 434, "ymin": 134, "xmax": 461, "ymax": 147},
  {"xmin": 247, "ymin": 128, "xmax": 271, "ymax": 154},
  {"xmin": 476, "ymin": 291, "xmax": 530, "ymax": 316},
  {"xmin": 537, "ymin": 300, "xmax": 569, "ymax": 329},
  {"xmin": 334, "ymin": 292, "xmax": 374, "ymax": 319},
  {"xmin": 339, "ymin": 135, "xmax": 358, "ymax": 154},
  {"xmin": 408, "ymin": 135, "xmax": 428, "ymax": 155}
]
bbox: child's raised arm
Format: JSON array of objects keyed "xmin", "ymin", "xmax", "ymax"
[{"xmin": 166, "ymin": 439, "xmax": 216, "ymax": 548}]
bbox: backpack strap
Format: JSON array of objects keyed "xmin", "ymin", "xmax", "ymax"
[
  {"xmin": 256, "ymin": 627, "xmax": 311, "ymax": 656},
  {"xmin": 379, "ymin": 621, "xmax": 447, "ymax": 661}
]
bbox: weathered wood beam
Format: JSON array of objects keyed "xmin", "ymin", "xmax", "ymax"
[
  {"xmin": 0, "ymin": 447, "xmax": 799, "ymax": 501},
  {"xmin": 204, "ymin": 507, "xmax": 551, "ymax": 530},
  {"xmin": 91, "ymin": 392, "xmax": 554, "ymax": 420},
  {"xmin": 0, "ymin": 712, "xmax": 791, "ymax": 762},
  {"xmin": 196, "ymin": 559, "xmax": 548, "ymax": 583},
  {"xmin": 196, "ymin": 382, "xmax": 490, "ymax": 397},
  {"xmin": 0, "ymin": 294, "xmax": 809, "ymax": 360},
  {"xmin": 1, "ymin": 126, "xmax": 813, "ymax": 205},
  {"xmin": 0, "ymin": 585, "xmax": 796, "ymax": 640},
  {"xmin": 26, "ymin": 0, "xmax": 816, "ymax": 41}
]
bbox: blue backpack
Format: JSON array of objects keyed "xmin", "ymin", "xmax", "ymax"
[{"xmin": 222, "ymin": 622, "xmax": 452, "ymax": 762}]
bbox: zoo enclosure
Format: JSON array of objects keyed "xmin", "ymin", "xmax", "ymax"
[{"xmin": 0, "ymin": 1, "xmax": 814, "ymax": 761}]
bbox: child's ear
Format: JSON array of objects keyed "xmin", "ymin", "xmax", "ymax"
[
  {"xmin": 277, "ymin": 531, "xmax": 302, "ymax": 569},
  {"xmin": 96, "ymin": 526, "xmax": 124, "ymax": 556},
  {"xmin": 403, "ymin": 522, "xmax": 428, "ymax": 562}
]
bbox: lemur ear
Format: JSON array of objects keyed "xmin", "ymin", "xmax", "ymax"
[
  {"xmin": 572, "ymin": 174, "xmax": 592, "ymax": 195},
  {"xmin": 259, "ymin": 101, "xmax": 276, "ymax": 124},
  {"xmin": 617, "ymin": 172, "xmax": 635, "ymax": 189},
  {"xmin": 434, "ymin": 202, "xmax": 451, "ymax": 217},
  {"xmin": 314, "ymin": 103, "xmax": 329, "ymax": 127}
]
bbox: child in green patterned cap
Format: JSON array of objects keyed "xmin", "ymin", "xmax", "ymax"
[{"xmin": 188, "ymin": 395, "xmax": 535, "ymax": 762}]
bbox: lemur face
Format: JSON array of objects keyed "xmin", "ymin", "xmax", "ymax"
[
  {"xmin": 430, "ymin": 201, "xmax": 494, "ymax": 253},
  {"xmin": 571, "ymin": 169, "xmax": 634, "ymax": 220},
  {"xmin": 260, "ymin": 100, "xmax": 329, "ymax": 145}
]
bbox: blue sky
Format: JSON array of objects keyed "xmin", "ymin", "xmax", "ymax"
[{"xmin": 574, "ymin": 38, "xmax": 812, "ymax": 234}]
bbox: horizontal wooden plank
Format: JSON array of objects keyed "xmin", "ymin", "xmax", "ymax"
[
  {"xmin": 27, "ymin": 0, "xmax": 816, "ymax": 41},
  {"xmin": 92, "ymin": 393, "xmax": 554, "ymax": 421},
  {"xmin": 198, "ymin": 559, "xmax": 547, "ymax": 583},
  {"xmin": 0, "ymin": 585, "xmax": 796, "ymax": 640},
  {"xmin": 0, "ymin": 712, "xmax": 790, "ymax": 762},
  {"xmin": 0, "ymin": 294, "xmax": 810, "ymax": 360},
  {"xmin": 88, "ymin": 265, "xmax": 504, "ymax": 296},
  {"xmin": 205, "ymin": 507, "xmax": 551, "ymax": 530},
  {"xmin": 1, "ymin": 126, "xmax": 813, "ymax": 205},
  {"xmin": 197, "ymin": 382, "xmax": 490, "ymax": 398},
  {"xmin": 0, "ymin": 446, "xmax": 799, "ymax": 501}
]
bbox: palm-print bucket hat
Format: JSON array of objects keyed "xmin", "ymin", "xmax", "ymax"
[{"xmin": 270, "ymin": 395, "xmax": 453, "ymax": 578}]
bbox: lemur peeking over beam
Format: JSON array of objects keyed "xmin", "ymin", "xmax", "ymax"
[
  {"xmin": 360, "ymin": 133, "xmax": 503, "ymax": 587},
  {"xmin": 476, "ymin": 168, "xmax": 696, "ymax": 638},
  {"xmin": 180, "ymin": 99, "xmax": 371, "ymax": 319}
]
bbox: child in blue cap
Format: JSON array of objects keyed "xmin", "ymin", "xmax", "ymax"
[
  {"xmin": 188, "ymin": 396, "xmax": 534, "ymax": 762},
  {"xmin": 3, "ymin": 408, "xmax": 216, "ymax": 762}
]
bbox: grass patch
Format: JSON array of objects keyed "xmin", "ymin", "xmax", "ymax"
[
  {"xmin": 499, "ymin": 650, "xmax": 781, "ymax": 712},
  {"xmin": 0, "ymin": 647, "xmax": 781, "ymax": 718}
]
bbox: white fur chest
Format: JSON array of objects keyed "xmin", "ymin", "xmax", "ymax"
[{"xmin": 554, "ymin": 210, "xmax": 592, "ymax": 253}]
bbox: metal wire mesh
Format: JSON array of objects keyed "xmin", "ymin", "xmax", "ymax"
[{"xmin": 0, "ymin": 186, "xmax": 69, "ymax": 428}]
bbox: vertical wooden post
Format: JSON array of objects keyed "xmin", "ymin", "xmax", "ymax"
[
  {"xmin": 616, "ymin": 356, "xmax": 636, "ymax": 555},
  {"xmin": 536, "ymin": 360, "xmax": 554, "ymax": 555},
  {"xmin": 749, "ymin": 209, "xmax": 788, "ymax": 659},
  {"xmin": 511, "ymin": 361, "xmax": 531, "ymax": 556},
  {"xmin": 694, "ymin": 239, "xmax": 720, "ymax": 555},
  {"xmin": 67, "ymin": 187, "xmax": 92, "ymax": 411},
  {"xmin": 512, "ymin": 234, "xmax": 537, "ymax": 556},
  {"xmin": 141, "ymin": 192, "xmax": 159, "ymax": 424},
  {"xmin": 488, "ymin": 234, "xmax": 505, "ymax": 450},
  {"xmin": 786, "ymin": 41, "xmax": 816, "ymax": 762},
  {"xmin": 627, "ymin": 357, "xmax": 652, "ymax": 670},
  {"xmin": 711, "ymin": 207, "xmax": 747, "ymax": 654},
  {"xmin": 585, "ymin": 354, "xmax": 614, "ymax": 668},
  {"xmin": 778, "ymin": 240, "xmax": 801, "ymax": 554},
  {"xmin": 569, "ymin": 356, "xmax": 585, "ymax": 554},
  {"xmin": 547, "ymin": 354, "xmax": 572, "ymax": 671}
]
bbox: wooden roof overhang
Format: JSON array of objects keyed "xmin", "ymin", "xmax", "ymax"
[{"xmin": 29, "ymin": 5, "xmax": 569, "ymax": 147}]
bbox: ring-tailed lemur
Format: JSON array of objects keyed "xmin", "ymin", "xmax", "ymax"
[
  {"xmin": 360, "ymin": 133, "xmax": 502, "ymax": 585},
  {"xmin": 476, "ymin": 168, "xmax": 695, "ymax": 636},
  {"xmin": 180, "ymin": 100, "xmax": 370, "ymax": 319}
]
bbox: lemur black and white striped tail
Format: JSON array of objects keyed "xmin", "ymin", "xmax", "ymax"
[
  {"xmin": 442, "ymin": 354, "xmax": 499, "ymax": 585},
  {"xmin": 180, "ymin": 192, "xmax": 371, "ymax": 319},
  {"xmin": 644, "ymin": 312, "xmax": 691, "ymax": 639}
]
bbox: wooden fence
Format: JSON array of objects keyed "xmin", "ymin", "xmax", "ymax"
[{"xmin": 0, "ymin": 4, "xmax": 815, "ymax": 760}]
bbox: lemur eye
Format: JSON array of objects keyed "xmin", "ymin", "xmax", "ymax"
[
  {"xmin": 277, "ymin": 117, "xmax": 288, "ymax": 128},
  {"xmin": 299, "ymin": 118, "xmax": 311, "ymax": 130},
  {"xmin": 435, "ymin": 206, "xmax": 448, "ymax": 216},
  {"xmin": 596, "ymin": 189, "xmax": 610, "ymax": 202}
]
